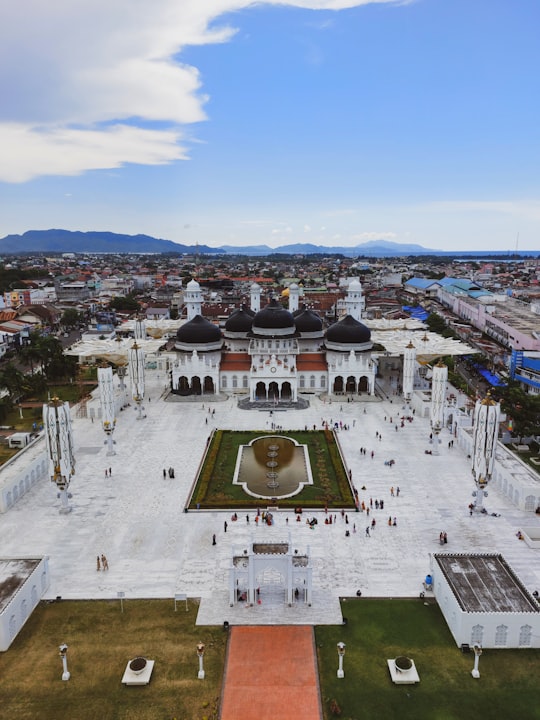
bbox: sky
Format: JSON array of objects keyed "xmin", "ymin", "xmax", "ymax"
[{"xmin": 0, "ymin": 0, "xmax": 539, "ymax": 253}]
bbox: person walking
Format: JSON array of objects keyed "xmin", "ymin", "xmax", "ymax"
[
  {"xmin": 212, "ymin": 534, "xmax": 216, "ymax": 546},
  {"xmin": 96, "ymin": 555, "xmax": 101, "ymax": 571},
  {"xmin": 224, "ymin": 521, "xmax": 228, "ymax": 533}
]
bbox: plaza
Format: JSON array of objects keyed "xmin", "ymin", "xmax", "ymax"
[{"xmin": 1, "ymin": 370, "xmax": 539, "ymax": 631}]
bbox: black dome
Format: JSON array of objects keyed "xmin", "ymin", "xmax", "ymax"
[
  {"xmin": 294, "ymin": 305, "xmax": 323, "ymax": 333},
  {"xmin": 176, "ymin": 315, "xmax": 221, "ymax": 344},
  {"xmin": 253, "ymin": 299, "xmax": 295, "ymax": 330},
  {"xmin": 224, "ymin": 306, "xmax": 254, "ymax": 333},
  {"xmin": 326, "ymin": 315, "xmax": 371, "ymax": 344}
]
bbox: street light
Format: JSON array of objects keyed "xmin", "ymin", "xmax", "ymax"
[
  {"xmin": 196, "ymin": 642, "xmax": 205, "ymax": 679},
  {"xmin": 337, "ymin": 641, "xmax": 346, "ymax": 679},
  {"xmin": 471, "ymin": 643, "xmax": 482, "ymax": 678},
  {"xmin": 58, "ymin": 643, "xmax": 70, "ymax": 681}
]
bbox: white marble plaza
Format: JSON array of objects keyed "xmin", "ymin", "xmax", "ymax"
[{"xmin": 1, "ymin": 371, "xmax": 539, "ymax": 628}]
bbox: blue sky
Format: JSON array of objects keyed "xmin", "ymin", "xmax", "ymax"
[{"xmin": 1, "ymin": 0, "xmax": 539, "ymax": 252}]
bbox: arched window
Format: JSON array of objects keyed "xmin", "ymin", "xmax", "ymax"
[
  {"xmin": 310, "ymin": 375, "xmax": 315, "ymax": 388},
  {"xmin": 242, "ymin": 375, "xmax": 248, "ymax": 388},
  {"xmin": 299, "ymin": 375, "xmax": 305, "ymax": 388},
  {"xmin": 495, "ymin": 624, "xmax": 508, "ymax": 647},
  {"xmin": 232, "ymin": 375, "xmax": 238, "ymax": 388},
  {"xmin": 222, "ymin": 376, "xmax": 227, "ymax": 389},
  {"xmin": 471, "ymin": 624, "xmax": 483, "ymax": 645},
  {"xmin": 519, "ymin": 625, "xmax": 532, "ymax": 647},
  {"xmin": 321, "ymin": 376, "xmax": 326, "ymax": 388}
]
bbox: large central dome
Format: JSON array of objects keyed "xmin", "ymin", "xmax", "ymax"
[{"xmin": 251, "ymin": 299, "xmax": 297, "ymax": 337}]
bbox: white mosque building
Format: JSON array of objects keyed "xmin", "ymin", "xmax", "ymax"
[{"xmin": 170, "ymin": 279, "xmax": 378, "ymax": 403}]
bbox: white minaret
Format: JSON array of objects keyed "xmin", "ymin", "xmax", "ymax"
[
  {"xmin": 43, "ymin": 398, "xmax": 76, "ymax": 514},
  {"xmin": 185, "ymin": 279, "xmax": 203, "ymax": 320},
  {"xmin": 134, "ymin": 318, "xmax": 147, "ymax": 340},
  {"xmin": 402, "ymin": 341, "xmax": 416, "ymax": 409},
  {"xmin": 288, "ymin": 283, "xmax": 300, "ymax": 313},
  {"xmin": 471, "ymin": 393, "xmax": 500, "ymax": 512},
  {"xmin": 430, "ymin": 360, "xmax": 448, "ymax": 455},
  {"xmin": 128, "ymin": 341, "xmax": 145, "ymax": 420},
  {"xmin": 98, "ymin": 366, "xmax": 116, "ymax": 456},
  {"xmin": 345, "ymin": 279, "xmax": 364, "ymax": 321},
  {"xmin": 250, "ymin": 282, "xmax": 261, "ymax": 313}
]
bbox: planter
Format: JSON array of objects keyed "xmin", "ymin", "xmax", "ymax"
[
  {"xmin": 394, "ymin": 655, "xmax": 413, "ymax": 672},
  {"xmin": 129, "ymin": 656, "xmax": 147, "ymax": 674}
]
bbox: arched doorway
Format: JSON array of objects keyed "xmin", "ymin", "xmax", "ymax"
[
  {"xmin": 333, "ymin": 376, "xmax": 344, "ymax": 393},
  {"xmin": 345, "ymin": 376, "xmax": 356, "ymax": 393},
  {"xmin": 203, "ymin": 376, "xmax": 215, "ymax": 393},
  {"xmin": 191, "ymin": 376, "xmax": 202, "ymax": 395},
  {"xmin": 359, "ymin": 376, "xmax": 369, "ymax": 392},
  {"xmin": 281, "ymin": 381, "xmax": 292, "ymax": 400},
  {"xmin": 256, "ymin": 381, "xmax": 267, "ymax": 400},
  {"xmin": 176, "ymin": 376, "xmax": 190, "ymax": 394},
  {"xmin": 268, "ymin": 382, "xmax": 279, "ymax": 401}
]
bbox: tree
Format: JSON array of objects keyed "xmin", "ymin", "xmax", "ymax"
[
  {"xmin": 497, "ymin": 383, "xmax": 540, "ymax": 440},
  {"xmin": 61, "ymin": 308, "xmax": 82, "ymax": 329},
  {"xmin": 109, "ymin": 294, "xmax": 141, "ymax": 314}
]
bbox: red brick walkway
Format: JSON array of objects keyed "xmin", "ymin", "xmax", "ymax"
[{"xmin": 220, "ymin": 626, "xmax": 321, "ymax": 720}]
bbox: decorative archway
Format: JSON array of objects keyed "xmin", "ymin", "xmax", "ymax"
[
  {"xmin": 345, "ymin": 376, "xmax": 356, "ymax": 393},
  {"xmin": 333, "ymin": 376, "xmax": 344, "ymax": 393},
  {"xmin": 176, "ymin": 376, "xmax": 190, "ymax": 394},
  {"xmin": 256, "ymin": 381, "xmax": 267, "ymax": 400},
  {"xmin": 281, "ymin": 381, "xmax": 292, "ymax": 400},
  {"xmin": 359, "ymin": 375, "xmax": 369, "ymax": 392},
  {"xmin": 203, "ymin": 375, "xmax": 215, "ymax": 393},
  {"xmin": 268, "ymin": 382, "xmax": 279, "ymax": 401},
  {"xmin": 191, "ymin": 376, "xmax": 202, "ymax": 395}
]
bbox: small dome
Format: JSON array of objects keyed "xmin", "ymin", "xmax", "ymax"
[
  {"xmin": 326, "ymin": 314, "xmax": 371, "ymax": 345},
  {"xmin": 252, "ymin": 299, "xmax": 295, "ymax": 331},
  {"xmin": 224, "ymin": 306, "xmax": 254, "ymax": 333},
  {"xmin": 176, "ymin": 315, "xmax": 221, "ymax": 344},
  {"xmin": 294, "ymin": 305, "xmax": 323, "ymax": 333},
  {"xmin": 348, "ymin": 278, "xmax": 362, "ymax": 291},
  {"xmin": 186, "ymin": 279, "xmax": 201, "ymax": 291}
]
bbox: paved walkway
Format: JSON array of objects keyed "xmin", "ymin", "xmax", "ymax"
[
  {"xmin": 220, "ymin": 626, "xmax": 321, "ymax": 720},
  {"xmin": 0, "ymin": 370, "xmax": 538, "ymax": 625}
]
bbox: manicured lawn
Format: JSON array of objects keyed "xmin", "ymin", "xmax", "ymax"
[
  {"xmin": 316, "ymin": 598, "xmax": 540, "ymax": 720},
  {"xmin": 187, "ymin": 429, "xmax": 356, "ymax": 510},
  {"xmin": 0, "ymin": 599, "xmax": 226, "ymax": 720}
]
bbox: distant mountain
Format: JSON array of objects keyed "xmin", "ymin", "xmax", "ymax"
[
  {"xmin": 0, "ymin": 229, "xmax": 221, "ymax": 255},
  {"xmin": 0, "ymin": 229, "xmax": 538, "ymax": 258}
]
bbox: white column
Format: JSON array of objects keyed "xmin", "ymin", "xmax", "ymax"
[
  {"xmin": 43, "ymin": 399, "xmax": 76, "ymax": 514},
  {"xmin": 128, "ymin": 342, "xmax": 145, "ymax": 420},
  {"xmin": 471, "ymin": 394, "xmax": 500, "ymax": 512},
  {"xmin": 402, "ymin": 342, "xmax": 416, "ymax": 407},
  {"xmin": 430, "ymin": 361, "xmax": 447, "ymax": 455},
  {"xmin": 98, "ymin": 366, "xmax": 116, "ymax": 455}
]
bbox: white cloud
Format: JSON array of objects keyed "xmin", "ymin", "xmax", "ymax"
[
  {"xmin": 0, "ymin": 123, "xmax": 185, "ymax": 183},
  {"xmin": 0, "ymin": 0, "xmax": 404, "ymax": 182}
]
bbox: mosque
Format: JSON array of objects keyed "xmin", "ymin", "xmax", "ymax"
[{"xmin": 170, "ymin": 278, "xmax": 378, "ymax": 403}]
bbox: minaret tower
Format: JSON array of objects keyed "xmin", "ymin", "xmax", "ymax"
[
  {"xmin": 185, "ymin": 279, "xmax": 203, "ymax": 320},
  {"xmin": 288, "ymin": 283, "xmax": 300, "ymax": 313},
  {"xmin": 345, "ymin": 279, "xmax": 364, "ymax": 320},
  {"xmin": 250, "ymin": 282, "xmax": 261, "ymax": 313}
]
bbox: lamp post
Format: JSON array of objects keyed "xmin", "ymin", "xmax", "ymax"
[
  {"xmin": 59, "ymin": 643, "xmax": 70, "ymax": 681},
  {"xmin": 196, "ymin": 642, "xmax": 205, "ymax": 679},
  {"xmin": 471, "ymin": 644, "xmax": 482, "ymax": 678},
  {"xmin": 337, "ymin": 641, "xmax": 346, "ymax": 678}
]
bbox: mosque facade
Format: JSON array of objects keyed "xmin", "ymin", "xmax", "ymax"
[{"xmin": 170, "ymin": 279, "xmax": 378, "ymax": 402}]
